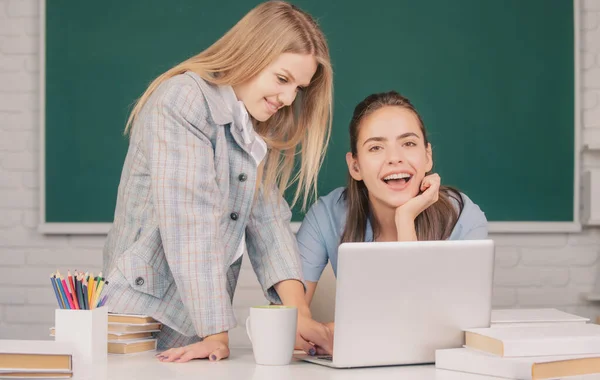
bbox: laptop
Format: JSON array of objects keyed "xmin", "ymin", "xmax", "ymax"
[{"xmin": 300, "ymin": 239, "xmax": 495, "ymax": 368}]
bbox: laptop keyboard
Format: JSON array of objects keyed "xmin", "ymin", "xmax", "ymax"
[{"xmin": 316, "ymin": 356, "xmax": 333, "ymax": 361}]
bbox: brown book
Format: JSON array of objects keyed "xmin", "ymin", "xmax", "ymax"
[
  {"xmin": 108, "ymin": 332, "xmax": 153, "ymax": 341},
  {"xmin": 108, "ymin": 322, "xmax": 161, "ymax": 333},
  {"xmin": 436, "ymin": 348, "xmax": 600, "ymax": 379},
  {"xmin": 0, "ymin": 341, "xmax": 72, "ymax": 372},
  {"xmin": 0, "ymin": 354, "xmax": 71, "ymax": 371},
  {"xmin": 108, "ymin": 339, "xmax": 157, "ymax": 354},
  {"xmin": 108, "ymin": 313, "xmax": 157, "ymax": 324},
  {"xmin": 0, "ymin": 372, "xmax": 72, "ymax": 378},
  {"xmin": 50, "ymin": 328, "xmax": 152, "ymax": 341}
]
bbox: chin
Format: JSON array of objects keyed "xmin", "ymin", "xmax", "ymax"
[
  {"xmin": 386, "ymin": 194, "xmax": 417, "ymax": 208},
  {"xmin": 252, "ymin": 112, "xmax": 270, "ymax": 122}
]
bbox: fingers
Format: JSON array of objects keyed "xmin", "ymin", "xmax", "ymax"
[
  {"xmin": 421, "ymin": 173, "xmax": 440, "ymax": 191},
  {"xmin": 175, "ymin": 351, "xmax": 198, "ymax": 363},
  {"xmin": 156, "ymin": 341, "xmax": 230, "ymax": 363},
  {"xmin": 157, "ymin": 347, "xmax": 185, "ymax": 362},
  {"xmin": 314, "ymin": 345, "xmax": 330, "ymax": 356},
  {"xmin": 209, "ymin": 345, "xmax": 230, "ymax": 362},
  {"xmin": 296, "ymin": 334, "xmax": 316, "ymax": 356},
  {"xmin": 301, "ymin": 323, "xmax": 333, "ymax": 355}
]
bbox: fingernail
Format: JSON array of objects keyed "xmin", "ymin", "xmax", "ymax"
[
  {"xmin": 308, "ymin": 348, "xmax": 316, "ymax": 356},
  {"xmin": 155, "ymin": 353, "xmax": 162, "ymax": 357},
  {"xmin": 210, "ymin": 354, "xmax": 217, "ymax": 361}
]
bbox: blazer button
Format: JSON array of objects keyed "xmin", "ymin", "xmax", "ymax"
[
  {"xmin": 135, "ymin": 277, "xmax": 145, "ymax": 286},
  {"xmin": 230, "ymin": 212, "xmax": 239, "ymax": 221},
  {"xmin": 238, "ymin": 173, "xmax": 247, "ymax": 182}
]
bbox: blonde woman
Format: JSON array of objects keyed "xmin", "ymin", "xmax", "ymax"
[{"xmin": 102, "ymin": 1, "xmax": 333, "ymax": 362}]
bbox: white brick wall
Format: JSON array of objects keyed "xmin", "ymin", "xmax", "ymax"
[{"xmin": 1, "ymin": 0, "xmax": 600, "ymax": 346}]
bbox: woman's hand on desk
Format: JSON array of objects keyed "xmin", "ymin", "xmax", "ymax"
[{"xmin": 156, "ymin": 332, "xmax": 230, "ymax": 363}]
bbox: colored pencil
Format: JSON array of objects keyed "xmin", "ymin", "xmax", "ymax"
[
  {"xmin": 87, "ymin": 272, "xmax": 94, "ymax": 305},
  {"xmin": 93, "ymin": 280, "xmax": 106, "ymax": 308},
  {"xmin": 50, "ymin": 274, "xmax": 62, "ymax": 308},
  {"xmin": 67, "ymin": 270, "xmax": 79, "ymax": 310},
  {"xmin": 59, "ymin": 275, "xmax": 75, "ymax": 309},
  {"xmin": 55, "ymin": 274, "xmax": 69, "ymax": 309}
]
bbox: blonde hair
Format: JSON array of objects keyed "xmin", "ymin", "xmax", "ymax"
[{"xmin": 125, "ymin": 1, "xmax": 333, "ymax": 209}]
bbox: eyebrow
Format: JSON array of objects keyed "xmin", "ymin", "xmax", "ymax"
[
  {"xmin": 362, "ymin": 132, "xmax": 420, "ymax": 146},
  {"xmin": 282, "ymin": 69, "xmax": 310, "ymax": 87}
]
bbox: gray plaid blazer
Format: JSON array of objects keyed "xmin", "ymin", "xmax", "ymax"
[{"xmin": 102, "ymin": 72, "xmax": 303, "ymax": 348}]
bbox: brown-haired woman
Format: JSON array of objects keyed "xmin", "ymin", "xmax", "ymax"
[{"xmin": 297, "ymin": 91, "xmax": 488, "ymax": 314}]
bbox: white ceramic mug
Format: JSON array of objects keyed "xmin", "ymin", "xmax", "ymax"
[{"xmin": 245, "ymin": 305, "xmax": 297, "ymax": 366}]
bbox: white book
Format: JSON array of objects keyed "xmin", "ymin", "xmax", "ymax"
[
  {"xmin": 436, "ymin": 348, "xmax": 600, "ymax": 380},
  {"xmin": 0, "ymin": 340, "xmax": 72, "ymax": 356},
  {"xmin": 491, "ymin": 308, "xmax": 589, "ymax": 328},
  {"xmin": 465, "ymin": 323, "xmax": 600, "ymax": 357}
]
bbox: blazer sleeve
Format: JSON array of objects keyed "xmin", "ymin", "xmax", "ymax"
[
  {"xmin": 245, "ymin": 184, "xmax": 304, "ymax": 304},
  {"xmin": 143, "ymin": 79, "xmax": 235, "ymax": 338}
]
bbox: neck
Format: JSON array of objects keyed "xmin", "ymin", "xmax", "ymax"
[{"xmin": 369, "ymin": 198, "xmax": 398, "ymax": 242}]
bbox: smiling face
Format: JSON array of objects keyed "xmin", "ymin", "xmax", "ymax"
[
  {"xmin": 346, "ymin": 105, "xmax": 433, "ymax": 212},
  {"xmin": 232, "ymin": 53, "xmax": 317, "ymax": 122}
]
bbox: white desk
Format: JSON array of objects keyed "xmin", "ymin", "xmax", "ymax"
[{"xmin": 107, "ymin": 348, "xmax": 509, "ymax": 380}]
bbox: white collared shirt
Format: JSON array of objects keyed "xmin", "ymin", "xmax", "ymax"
[{"xmin": 218, "ymin": 85, "xmax": 268, "ymax": 266}]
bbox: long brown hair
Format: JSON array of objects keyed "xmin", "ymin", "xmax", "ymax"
[
  {"xmin": 341, "ymin": 91, "xmax": 463, "ymax": 243},
  {"xmin": 125, "ymin": 1, "xmax": 332, "ymax": 210}
]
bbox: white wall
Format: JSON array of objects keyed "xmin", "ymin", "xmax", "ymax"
[{"xmin": 1, "ymin": 0, "xmax": 600, "ymax": 347}]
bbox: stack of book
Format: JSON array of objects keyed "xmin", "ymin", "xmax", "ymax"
[
  {"xmin": 0, "ymin": 340, "xmax": 73, "ymax": 378},
  {"xmin": 436, "ymin": 308, "xmax": 600, "ymax": 379},
  {"xmin": 51, "ymin": 313, "xmax": 161, "ymax": 355},
  {"xmin": 107, "ymin": 313, "xmax": 160, "ymax": 354}
]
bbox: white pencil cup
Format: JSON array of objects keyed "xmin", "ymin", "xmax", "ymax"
[{"xmin": 55, "ymin": 306, "xmax": 108, "ymax": 380}]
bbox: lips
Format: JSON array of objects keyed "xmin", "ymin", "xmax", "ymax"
[
  {"xmin": 264, "ymin": 98, "xmax": 280, "ymax": 114},
  {"xmin": 381, "ymin": 172, "xmax": 413, "ymax": 191}
]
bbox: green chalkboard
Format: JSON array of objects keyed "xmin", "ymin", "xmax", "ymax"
[{"xmin": 44, "ymin": 0, "xmax": 574, "ymax": 225}]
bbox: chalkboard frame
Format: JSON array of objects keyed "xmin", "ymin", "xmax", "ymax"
[{"xmin": 38, "ymin": 0, "xmax": 582, "ymax": 235}]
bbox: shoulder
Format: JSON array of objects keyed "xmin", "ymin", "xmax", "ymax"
[
  {"xmin": 301, "ymin": 187, "xmax": 347, "ymax": 232},
  {"xmin": 307, "ymin": 187, "xmax": 347, "ymax": 220},
  {"xmin": 141, "ymin": 72, "xmax": 231, "ymax": 129},
  {"xmin": 448, "ymin": 190, "xmax": 488, "ymax": 238},
  {"xmin": 457, "ymin": 192, "xmax": 485, "ymax": 221}
]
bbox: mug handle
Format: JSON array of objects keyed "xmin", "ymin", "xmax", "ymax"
[{"xmin": 245, "ymin": 315, "xmax": 252, "ymax": 343}]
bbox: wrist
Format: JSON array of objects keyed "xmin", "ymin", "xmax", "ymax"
[
  {"xmin": 275, "ymin": 279, "xmax": 312, "ymax": 317},
  {"xmin": 295, "ymin": 305, "xmax": 312, "ymax": 318},
  {"xmin": 395, "ymin": 212, "xmax": 415, "ymax": 227},
  {"xmin": 203, "ymin": 331, "xmax": 229, "ymax": 345}
]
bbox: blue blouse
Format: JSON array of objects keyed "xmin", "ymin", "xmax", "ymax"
[{"xmin": 297, "ymin": 187, "xmax": 488, "ymax": 282}]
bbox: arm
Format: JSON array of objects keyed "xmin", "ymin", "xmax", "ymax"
[
  {"xmin": 296, "ymin": 198, "xmax": 330, "ymax": 301},
  {"xmin": 395, "ymin": 174, "xmax": 441, "ymax": 241},
  {"xmin": 304, "ymin": 281, "xmax": 318, "ymax": 306},
  {"xmin": 145, "ymin": 82, "xmax": 234, "ymax": 340},
  {"xmin": 246, "ymin": 187, "xmax": 333, "ymax": 355}
]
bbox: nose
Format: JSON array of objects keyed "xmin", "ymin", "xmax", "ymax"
[
  {"xmin": 387, "ymin": 148, "xmax": 404, "ymax": 165},
  {"xmin": 278, "ymin": 87, "xmax": 297, "ymax": 107}
]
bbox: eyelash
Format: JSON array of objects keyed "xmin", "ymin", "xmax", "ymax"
[
  {"xmin": 277, "ymin": 75, "xmax": 305, "ymax": 92},
  {"xmin": 368, "ymin": 142, "xmax": 417, "ymax": 152}
]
